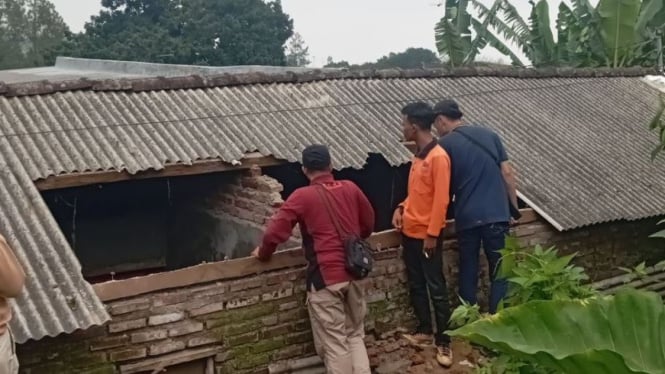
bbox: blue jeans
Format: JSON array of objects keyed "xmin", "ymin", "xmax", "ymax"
[{"xmin": 457, "ymin": 222, "xmax": 509, "ymax": 313}]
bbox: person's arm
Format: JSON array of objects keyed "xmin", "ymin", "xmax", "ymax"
[
  {"xmin": 353, "ymin": 184, "xmax": 375, "ymax": 239},
  {"xmin": 502, "ymin": 162, "xmax": 518, "ymax": 210},
  {"xmin": 257, "ymin": 192, "xmax": 304, "ymax": 261},
  {"xmin": 0, "ymin": 235, "xmax": 25, "ymax": 298},
  {"xmin": 427, "ymin": 153, "xmax": 451, "ymax": 237},
  {"xmin": 494, "ymin": 133, "xmax": 518, "ymax": 211}
]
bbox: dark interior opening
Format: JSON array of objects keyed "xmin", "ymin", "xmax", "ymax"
[{"xmin": 41, "ymin": 157, "xmax": 407, "ymax": 283}]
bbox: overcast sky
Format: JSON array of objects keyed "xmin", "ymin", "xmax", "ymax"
[{"xmin": 50, "ymin": 0, "xmax": 571, "ymax": 66}]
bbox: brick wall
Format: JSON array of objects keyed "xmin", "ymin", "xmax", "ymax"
[
  {"xmin": 16, "ymin": 212, "xmax": 663, "ymax": 373},
  {"xmin": 206, "ymin": 166, "xmax": 300, "ymax": 259},
  {"xmin": 17, "ymin": 249, "xmax": 409, "ymax": 374},
  {"xmin": 210, "ymin": 166, "xmax": 285, "ymax": 228}
]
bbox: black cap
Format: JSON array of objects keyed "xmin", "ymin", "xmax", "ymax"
[
  {"xmin": 302, "ymin": 144, "xmax": 331, "ymax": 171},
  {"xmin": 433, "ymin": 99, "xmax": 463, "ymax": 119}
]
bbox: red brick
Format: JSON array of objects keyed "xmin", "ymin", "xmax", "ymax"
[
  {"xmin": 261, "ymin": 315, "xmax": 278, "ymax": 326},
  {"xmin": 265, "ymin": 271, "xmax": 301, "ymax": 285},
  {"xmin": 89, "ymin": 334, "xmax": 129, "ymax": 351},
  {"xmin": 109, "ymin": 347, "xmax": 147, "ymax": 362},
  {"xmin": 152, "ymin": 292, "xmax": 190, "ymax": 307},
  {"xmin": 148, "ymin": 312, "xmax": 184, "ymax": 326},
  {"xmin": 261, "ymin": 323, "xmax": 291, "ymax": 339},
  {"xmin": 226, "ymin": 295, "xmax": 260, "ymax": 309},
  {"xmin": 293, "ymin": 319, "xmax": 310, "ymax": 332},
  {"xmin": 225, "ymin": 331, "xmax": 259, "ymax": 346},
  {"xmin": 149, "ymin": 340, "xmax": 186, "ymax": 356},
  {"xmin": 130, "ymin": 329, "xmax": 168, "ymax": 344},
  {"xmin": 229, "ymin": 277, "xmax": 263, "ymax": 292},
  {"xmin": 273, "ymin": 344, "xmax": 304, "ymax": 361},
  {"xmin": 286, "ymin": 331, "xmax": 313, "ymax": 344},
  {"xmin": 187, "ymin": 335, "xmax": 219, "ymax": 347},
  {"xmin": 109, "ymin": 298, "xmax": 151, "ymax": 315},
  {"xmin": 262, "ymin": 286, "xmax": 293, "ymax": 302},
  {"xmin": 168, "ymin": 321, "xmax": 204, "ymax": 337},
  {"xmin": 109, "ymin": 318, "xmax": 147, "ymax": 333},
  {"xmin": 279, "ymin": 301, "xmax": 299, "ymax": 311},
  {"xmin": 189, "ymin": 302, "xmax": 225, "ymax": 317}
]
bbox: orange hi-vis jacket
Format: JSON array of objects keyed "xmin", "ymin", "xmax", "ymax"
[{"xmin": 400, "ymin": 140, "xmax": 452, "ymax": 239}]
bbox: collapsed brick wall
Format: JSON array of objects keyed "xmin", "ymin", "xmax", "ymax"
[
  {"xmin": 205, "ymin": 166, "xmax": 299, "ymax": 260},
  {"xmin": 16, "ymin": 213, "xmax": 663, "ymax": 374},
  {"xmin": 210, "ymin": 166, "xmax": 285, "ymax": 228}
]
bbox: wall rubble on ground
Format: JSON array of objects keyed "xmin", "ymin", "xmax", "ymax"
[{"xmin": 17, "ymin": 208, "xmax": 663, "ymax": 373}]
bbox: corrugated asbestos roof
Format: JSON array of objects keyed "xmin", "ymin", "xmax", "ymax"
[
  {"xmin": 0, "ymin": 64, "xmax": 664, "ymax": 342},
  {"xmin": 0, "ymin": 135, "xmax": 108, "ymax": 343}
]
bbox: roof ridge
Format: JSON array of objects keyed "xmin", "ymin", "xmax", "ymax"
[{"xmin": 0, "ymin": 66, "xmax": 658, "ymax": 98}]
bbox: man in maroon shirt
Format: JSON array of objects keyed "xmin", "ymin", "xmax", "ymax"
[{"xmin": 252, "ymin": 144, "xmax": 375, "ymax": 374}]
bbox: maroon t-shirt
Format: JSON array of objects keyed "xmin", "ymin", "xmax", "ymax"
[{"xmin": 259, "ymin": 174, "xmax": 375, "ymax": 291}]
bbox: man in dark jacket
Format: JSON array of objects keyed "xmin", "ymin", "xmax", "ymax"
[
  {"xmin": 252, "ymin": 144, "xmax": 375, "ymax": 374},
  {"xmin": 433, "ymin": 99, "xmax": 519, "ymax": 313}
]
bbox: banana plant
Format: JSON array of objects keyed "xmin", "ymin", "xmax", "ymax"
[
  {"xmin": 449, "ymin": 288, "xmax": 665, "ymax": 374},
  {"xmin": 435, "ymin": 0, "xmax": 472, "ymax": 67},
  {"xmin": 458, "ymin": 0, "xmax": 665, "ymax": 68}
]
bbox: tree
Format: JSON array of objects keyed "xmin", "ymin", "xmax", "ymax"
[
  {"xmin": 285, "ymin": 32, "xmax": 310, "ymax": 67},
  {"xmin": 62, "ymin": 0, "xmax": 293, "ymax": 66},
  {"xmin": 324, "ymin": 48, "xmax": 442, "ymax": 70},
  {"xmin": 0, "ymin": 0, "xmax": 68, "ymax": 69},
  {"xmin": 372, "ymin": 48, "xmax": 441, "ymax": 69},
  {"xmin": 324, "ymin": 57, "xmax": 350, "ymax": 68}
]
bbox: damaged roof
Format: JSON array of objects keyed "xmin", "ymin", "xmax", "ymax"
[{"xmin": 0, "ymin": 59, "xmax": 664, "ymax": 342}]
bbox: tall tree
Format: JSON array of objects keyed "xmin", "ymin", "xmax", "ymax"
[
  {"xmin": 285, "ymin": 32, "xmax": 310, "ymax": 67},
  {"xmin": 324, "ymin": 48, "xmax": 442, "ymax": 70},
  {"xmin": 62, "ymin": 0, "xmax": 293, "ymax": 66},
  {"xmin": 0, "ymin": 0, "xmax": 68, "ymax": 69},
  {"xmin": 372, "ymin": 48, "xmax": 441, "ymax": 69}
]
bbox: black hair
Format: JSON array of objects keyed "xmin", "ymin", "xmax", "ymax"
[
  {"xmin": 400, "ymin": 102, "xmax": 434, "ymax": 131},
  {"xmin": 433, "ymin": 99, "xmax": 464, "ymax": 120},
  {"xmin": 301, "ymin": 144, "xmax": 331, "ymax": 171}
]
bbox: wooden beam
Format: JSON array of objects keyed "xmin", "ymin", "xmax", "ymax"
[
  {"xmin": 92, "ymin": 209, "xmax": 539, "ymax": 302},
  {"xmin": 94, "ymin": 230, "xmax": 401, "ymax": 302},
  {"xmin": 35, "ymin": 153, "xmax": 286, "ymax": 191}
]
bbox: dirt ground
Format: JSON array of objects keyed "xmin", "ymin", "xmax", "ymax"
[{"xmin": 367, "ymin": 330, "xmax": 483, "ymax": 374}]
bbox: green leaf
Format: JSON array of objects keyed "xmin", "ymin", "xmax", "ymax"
[
  {"xmin": 528, "ymin": 0, "xmax": 557, "ymax": 66},
  {"xmin": 649, "ymin": 229, "xmax": 665, "ymax": 239},
  {"xmin": 597, "ymin": 0, "xmax": 641, "ymax": 67},
  {"xmin": 636, "ymin": 0, "xmax": 664, "ymax": 35},
  {"xmin": 449, "ymin": 289, "xmax": 665, "ymax": 373}
]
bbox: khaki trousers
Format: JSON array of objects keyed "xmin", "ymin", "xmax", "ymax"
[
  {"xmin": 0, "ymin": 332, "xmax": 17, "ymax": 374},
  {"xmin": 307, "ymin": 281, "xmax": 371, "ymax": 374}
]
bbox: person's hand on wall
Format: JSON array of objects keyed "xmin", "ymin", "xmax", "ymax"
[{"xmin": 251, "ymin": 247, "xmax": 261, "ymax": 259}]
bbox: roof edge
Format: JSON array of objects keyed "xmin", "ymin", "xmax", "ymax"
[{"xmin": 0, "ymin": 66, "xmax": 659, "ymax": 98}]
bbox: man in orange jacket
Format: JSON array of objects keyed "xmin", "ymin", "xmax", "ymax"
[{"xmin": 392, "ymin": 102, "xmax": 453, "ymax": 367}]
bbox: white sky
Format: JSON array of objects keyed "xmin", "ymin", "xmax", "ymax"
[{"xmin": 51, "ymin": 0, "xmax": 574, "ymax": 67}]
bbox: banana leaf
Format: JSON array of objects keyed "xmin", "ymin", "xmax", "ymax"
[
  {"xmin": 528, "ymin": 0, "xmax": 556, "ymax": 67},
  {"xmin": 449, "ymin": 289, "xmax": 665, "ymax": 374},
  {"xmin": 597, "ymin": 0, "xmax": 641, "ymax": 67}
]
